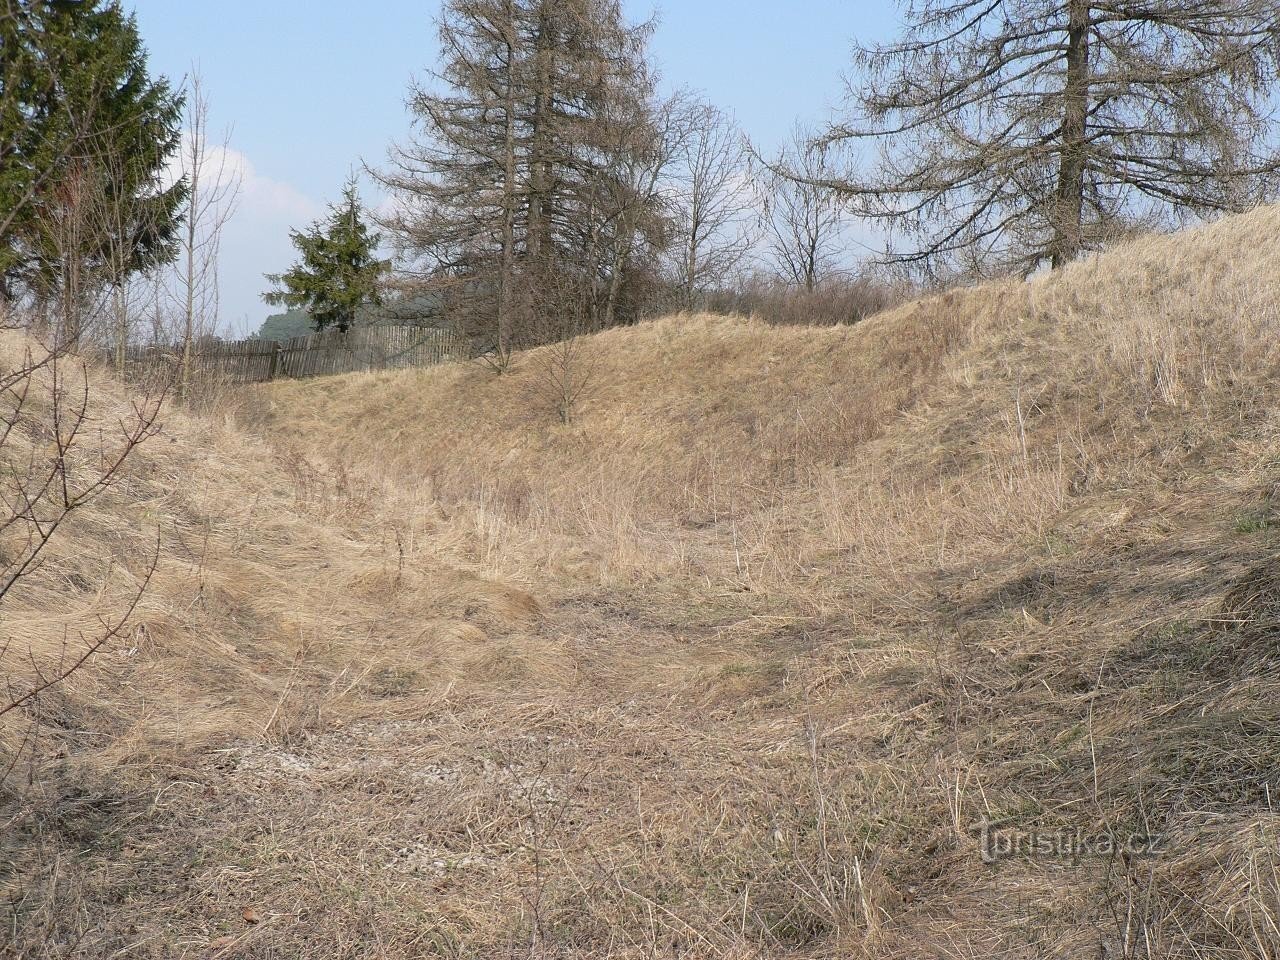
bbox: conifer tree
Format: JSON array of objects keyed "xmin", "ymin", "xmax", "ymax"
[
  {"xmin": 264, "ymin": 180, "xmax": 388, "ymax": 334},
  {"xmin": 374, "ymin": 0, "xmax": 663, "ymax": 361},
  {"xmin": 0, "ymin": 0, "xmax": 186, "ymax": 311}
]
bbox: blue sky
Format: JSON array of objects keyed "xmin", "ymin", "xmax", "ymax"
[{"xmin": 126, "ymin": 1, "xmax": 902, "ymax": 333}]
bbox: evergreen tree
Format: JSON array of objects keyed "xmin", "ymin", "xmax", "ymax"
[
  {"xmin": 264, "ymin": 180, "xmax": 388, "ymax": 334},
  {"xmin": 0, "ymin": 0, "xmax": 186, "ymax": 307}
]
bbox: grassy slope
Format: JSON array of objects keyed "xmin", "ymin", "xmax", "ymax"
[{"xmin": 7, "ymin": 205, "xmax": 1280, "ymax": 957}]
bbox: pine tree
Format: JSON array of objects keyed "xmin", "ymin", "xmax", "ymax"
[
  {"xmin": 264, "ymin": 180, "xmax": 388, "ymax": 334},
  {"xmin": 0, "ymin": 0, "xmax": 186, "ymax": 310}
]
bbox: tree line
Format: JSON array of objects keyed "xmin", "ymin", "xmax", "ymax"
[
  {"xmin": 344, "ymin": 0, "xmax": 1280, "ymax": 358},
  {"xmin": 3, "ymin": 0, "xmax": 1279, "ymax": 368},
  {"xmin": 1, "ymin": 1, "xmax": 241, "ymax": 396},
  {"xmin": 360, "ymin": 0, "xmax": 878, "ymax": 363},
  {"xmin": 359, "ymin": 0, "xmax": 768, "ymax": 365}
]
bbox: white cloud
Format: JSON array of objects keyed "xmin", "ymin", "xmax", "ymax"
[
  {"xmin": 220, "ymin": 145, "xmax": 320, "ymax": 223},
  {"xmin": 164, "ymin": 135, "xmax": 318, "ymax": 221},
  {"xmin": 164, "ymin": 137, "xmax": 323, "ymax": 336},
  {"xmin": 220, "ymin": 150, "xmax": 322, "ymax": 336}
]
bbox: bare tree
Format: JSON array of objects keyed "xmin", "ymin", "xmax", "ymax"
[
  {"xmin": 0, "ymin": 0, "xmax": 170, "ymax": 800},
  {"xmin": 171, "ymin": 72, "xmax": 240, "ymax": 398},
  {"xmin": 816, "ymin": 0, "xmax": 1280, "ymax": 276},
  {"xmin": 668, "ymin": 103, "xmax": 755, "ymax": 310},
  {"xmin": 0, "ymin": 226, "xmax": 166, "ymax": 790},
  {"xmin": 592, "ymin": 87, "xmax": 697, "ymax": 328},
  {"xmin": 761, "ymin": 125, "xmax": 849, "ymax": 292},
  {"xmin": 375, "ymin": 0, "xmax": 528, "ymax": 370},
  {"xmin": 375, "ymin": 0, "xmax": 663, "ymax": 367},
  {"xmin": 86, "ymin": 137, "xmax": 172, "ymax": 373},
  {"xmin": 0, "ymin": 350, "xmax": 163, "ymax": 712},
  {"xmin": 519, "ymin": 0, "xmax": 657, "ymax": 331}
]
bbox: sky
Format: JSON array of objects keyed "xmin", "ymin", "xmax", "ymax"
[{"xmin": 125, "ymin": 1, "xmax": 903, "ymax": 335}]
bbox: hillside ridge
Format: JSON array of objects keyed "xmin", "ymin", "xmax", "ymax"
[{"xmin": 5, "ymin": 206, "xmax": 1280, "ymax": 956}]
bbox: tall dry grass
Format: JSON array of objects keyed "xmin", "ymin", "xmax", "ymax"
[
  {"xmin": 7, "ymin": 206, "xmax": 1280, "ymax": 956},
  {"xmin": 226, "ymin": 204, "xmax": 1280, "ymax": 957}
]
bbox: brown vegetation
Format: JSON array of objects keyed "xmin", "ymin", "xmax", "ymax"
[
  {"xmin": 5, "ymin": 206, "xmax": 1280, "ymax": 956},
  {"xmin": 706, "ymin": 272, "xmax": 910, "ymax": 328}
]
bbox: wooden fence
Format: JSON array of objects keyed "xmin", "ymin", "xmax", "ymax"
[{"xmin": 121, "ymin": 324, "xmax": 469, "ymax": 386}]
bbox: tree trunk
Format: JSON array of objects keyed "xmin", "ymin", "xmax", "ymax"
[
  {"xmin": 603, "ymin": 230, "xmax": 628, "ymax": 329},
  {"xmin": 804, "ymin": 229, "xmax": 818, "ymax": 292},
  {"xmin": 526, "ymin": 5, "xmax": 554, "ymax": 269},
  {"xmin": 114, "ymin": 283, "xmax": 127, "ymax": 374},
  {"xmin": 181, "ymin": 168, "xmax": 197, "ymax": 401},
  {"xmin": 1052, "ymin": 0, "xmax": 1090, "ymax": 269},
  {"xmin": 496, "ymin": 10, "xmax": 518, "ymax": 369}
]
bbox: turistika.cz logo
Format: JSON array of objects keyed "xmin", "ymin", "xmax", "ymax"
[{"xmin": 978, "ymin": 822, "xmax": 1165, "ymax": 864}]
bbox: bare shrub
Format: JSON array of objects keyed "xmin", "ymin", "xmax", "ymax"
[
  {"xmin": 707, "ymin": 270, "xmax": 913, "ymax": 327},
  {"xmin": 525, "ymin": 331, "xmax": 598, "ymax": 426},
  {"xmin": 0, "ymin": 328, "xmax": 166, "ymax": 791}
]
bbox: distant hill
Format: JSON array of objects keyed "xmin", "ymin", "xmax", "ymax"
[
  {"xmin": 254, "ymin": 308, "xmax": 314, "ymax": 341},
  {"xmin": 253, "ymin": 294, "xmax": 447, "ymax": 342}
]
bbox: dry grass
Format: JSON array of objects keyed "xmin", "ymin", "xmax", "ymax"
[{"xmin": 7, "ymin": 205, "xmax": 1280, "ymax": 957}]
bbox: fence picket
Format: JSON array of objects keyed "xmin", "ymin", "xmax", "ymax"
[{"xmin": 115, "ymin": 324, "xmax": 467, "ymax": 387}]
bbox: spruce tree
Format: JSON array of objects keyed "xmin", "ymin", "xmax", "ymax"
[
  {"xmin": 264, "ymin": 180, "xmax": 388, "ymax": 334},
  {"xmin": 0, "ymin": 0, "xmax": 186, "ymax": 306}
]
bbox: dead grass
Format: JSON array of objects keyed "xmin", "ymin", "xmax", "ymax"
[{"xmin": 7, "ymin": 206, "xmax": 1280, "ymax": 956}]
